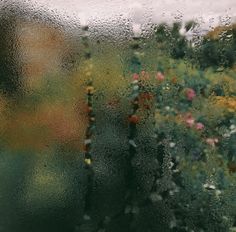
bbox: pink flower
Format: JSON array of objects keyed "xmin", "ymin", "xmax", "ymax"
[
  {"xmin": 184, "ymin": 113, "xmax": 195, "ymax": 127},
  {"xmin": 133, "ymin": 73, "xmax": 139, "ymax": 80},
  {"xmin": 186, "ymin": 88, "xmax": 196, "ymax": 101},
  {"xmin": 156, "ymin": 72, "xmax": 165, "ymax": 81},
  {"xmin": 206, "ymin": 138, "xmax": 219, "ymax": 147},
  {"xmin": 186, "ymin": 118, "xmax": 195, "ymax": 127},
  {"xmin": 195, "ymin": 122, "xmax": 205, "ymax": 130}
]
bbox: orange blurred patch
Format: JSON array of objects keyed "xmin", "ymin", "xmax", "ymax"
[
  {"xmin": 37, "ymin": 103, "xmax": 87, "ymax": 149},
  {"xmin": 212, "ymin": 96, "xmax": 236, "ymax": 112},
  {"xmin": 4, "ymin": 102, "xmax": 87, "ymax": 152}
]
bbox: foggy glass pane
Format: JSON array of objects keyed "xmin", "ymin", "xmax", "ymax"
[{"xmin": 0, "ymin": 0, "xmax": 236, "ymax": 231}]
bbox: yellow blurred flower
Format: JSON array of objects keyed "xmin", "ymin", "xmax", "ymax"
[{"xmin": 212, "ymin": 96, "xmax": 236, "ymax": 112}]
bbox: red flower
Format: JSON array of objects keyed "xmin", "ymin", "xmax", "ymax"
[{"xmin": 129, "ymin": 115, "xmax": 139, "ymax": 124}]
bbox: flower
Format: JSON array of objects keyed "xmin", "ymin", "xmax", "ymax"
[
  {"xmin": 195, "ymin": 122, "xmax": 205, "ymax": 130},
  {"xmin": 133, "ymin": 73, "xmax": 139, "ymax": 80},
  {"xmin": 165, "ymin": 106, "xmax": 171, "ymax": 111},
  {"xmin": 230, "ymin": 124, "xmax": 235, "ymax": 130},
  {"xmin": 129, "ymin": 115, "xmax": 139, "ymax": 124},
  {"xmin": 203, "ymin": 183, "xmax": 216, "ymax": 190},
  {"xmin": 186, "ymin": 118, "xmax": 195, "ymax": 127},
  {"xmin": 223, "ymin": 132, "xmax": 231, "ymax": 138},
  {"xmin": 206, "ymin": 138, "xmax": 218, "ymax": 147},
  {"xmin": 156, "ymin": 71, "xmax": 165, "ymax": 81},
  {"xmin": 169, "ymin": 142, "xmax": 176, "ymax": 148},
  {"xmin": 185, "ymin": 88, "xmax": 196, "ymax": 101},
  {"xmin": 184, "ymin": 114, "xmax": 195, "ymax": 127},
  {"xmin": 84, "ymin": 158, "xmax": 92, "ymax": 165}
]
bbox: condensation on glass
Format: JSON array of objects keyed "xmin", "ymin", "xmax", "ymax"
[{"xmin": 0, "ymin": 0, "xmax": 236, "ymax": 232}]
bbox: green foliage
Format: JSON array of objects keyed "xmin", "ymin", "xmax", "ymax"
[{"xmin": 154, "ymin": 22, "xmax": 236, "ymax": 69}]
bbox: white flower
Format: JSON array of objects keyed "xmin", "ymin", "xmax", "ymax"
[
  {"xmin": 230, "ymin": 124, "xmax": 236, "ymax": 130},
  {"xmin": 169, "ymin": 142, "xmax": 176, "ymax": 148},
  {"xmin": 223, "ymin": 132, "xmax": 231, "ymax": 138},
  {"xmin": 203, "ymin": 183, "xmax": 216, "ymax": 190}
]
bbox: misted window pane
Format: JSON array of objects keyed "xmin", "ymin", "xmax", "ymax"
[{"xmin": 0, "ymin": 1, "xmax": 236, "ymax": 232}]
